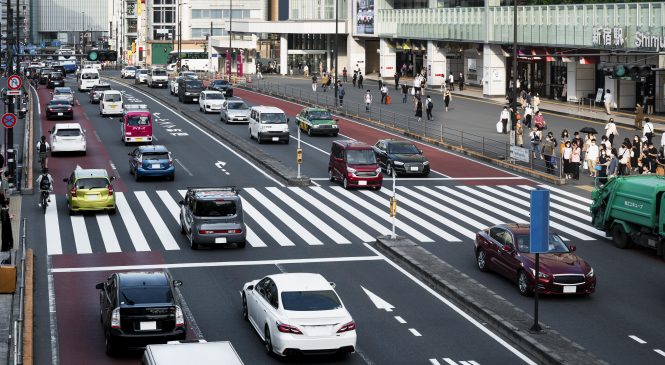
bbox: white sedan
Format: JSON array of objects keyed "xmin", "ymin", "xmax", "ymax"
[
  {"xmin": 49, "ymin": 123, "xmax": 86, "ymax": 155},
  {"xmin": 241, "ymin": 273, "xmax": 356, "ymax": 357},
  {"xmin": 198, "ymin": 90, "xmax": 225, "ymax": 113}
]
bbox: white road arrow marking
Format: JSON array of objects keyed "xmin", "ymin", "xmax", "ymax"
[
  {"xmin": 214, "ymin": 161, "xmax": 226, "ymax": 168},
  {"xmin": 361, "ymin": 286, "xmax": 395, "ymax": 312}
]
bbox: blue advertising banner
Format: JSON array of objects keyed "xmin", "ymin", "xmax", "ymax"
[{"xmin": 529, "ymin": 189, "xmax": 550, "ymax": 253}]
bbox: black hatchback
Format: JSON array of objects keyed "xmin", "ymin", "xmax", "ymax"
[
  {"xmin": 95, "ymin": 271, "xmax": 186, "ymax": 355},
  {"xmin": 373, "ymin": 139, "xmax": 430, "ymax": 177}
]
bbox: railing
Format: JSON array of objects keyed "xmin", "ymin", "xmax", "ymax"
[
  {"xmin": 10, "ymin": 218, "xmax": 27, "ymax": 365},
  {"xmin": 245, "ymin": 79, "xmax": 563, "ymax": 179}
]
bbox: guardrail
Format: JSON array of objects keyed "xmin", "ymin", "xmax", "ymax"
[
  {"xmin": 10, "ymin": 218, "xmax": 27, "ymax": 365},
  {"xmin": 244, "ymin": 79, "xmax": 564, "ymax": 180}
]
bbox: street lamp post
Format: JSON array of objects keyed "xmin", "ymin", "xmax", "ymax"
[
  {"xmin": 511, "ymin": 0, "xmax": 518, "ymax": 141},
  {"xmin": 229, "ymin": 0, "xmax": 233, "ymax": 76},
  {"xmin": 177, "ymin": 0, "xmax": 182, "ymax": 70},
  {"xmin": 333, "ymin": 0, "xmax": 339, "ymax": 107}
]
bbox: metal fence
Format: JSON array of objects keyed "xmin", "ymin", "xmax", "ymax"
[
  {"xmin": 9, "ymin": 218, "xmax": 27, "ymax": 365},
  {"xmin": 244, "ymin": 79, "xmax": 563, "ymax": 179}
]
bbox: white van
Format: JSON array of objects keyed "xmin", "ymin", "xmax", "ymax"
[
  {"xmin": 99, "ymin": 90, "xmax": 123, "ymax": 116},
  {"xmin": 142, "ymin": 340, "xmax": 243, "ymax": 365},
  {"xmin": 248, "ymin": 106, "xmax": 290, "ymax": 144},
  {"xmin": 77, "ymin": 69, "xmax": 100, "ymax": 91}
]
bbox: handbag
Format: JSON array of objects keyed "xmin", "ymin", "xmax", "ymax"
[
  {"xmin": 595, "ymin": 164, "xmax": 602, "ymax": 171},
  {"xmin": 496, "ymin": 120, "xmax": 503, "ymax": 133},
  {"xmin": 583, "ymin": 161, "xmax": 588, "ymax": 170},
  {"xmin": 410, "ymin": 87, "xmax": 415, "ymax": 95}
]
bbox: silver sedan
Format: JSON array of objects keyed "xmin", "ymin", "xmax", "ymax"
[
  {"xmin": 221, "ymin": 97, "xmax": 251, "ymax": 123},
  {"xmin": 52, "ymin": 87, "xmax": 75, "ymax": 106}
]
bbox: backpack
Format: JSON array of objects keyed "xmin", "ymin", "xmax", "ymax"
[
  {"xmin": 39, "ymin": 176, "xmax": 51, "ymax": 191},
  {"xmin": 427, "ymin": 99, "xmax": 433, "ymax": 108},
  {"xmin": 339, "ymin": 88, "xmax": 345, "ymax": 97},
  {"xmin": 39, "ymin": 142, "xmax": 47, "ymax": 153}
]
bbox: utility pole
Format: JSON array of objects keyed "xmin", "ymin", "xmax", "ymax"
[
  {"xmin": 120, "ymin": 0, "xmax": 124, "ymax": 63},
  {"xmin": 511, "ymin": 0, "xmax": 518, "ymax": 141},
  {"xmin": 6, "ymin": 0, "xmax": 13, "ymax": 74},
  {"xmin": 333, "ymin": 0, "xmax": 338, "ymax": 107},
  {"xmin": 178, "ymin": 0, "xmax": 182, "ymax": 70},
  {"xmin": 229, "ymin": 0, "xmax": 233, "ymax": 75},
  {"xmin": 15, "ymin": 0, "xmax": 19, "ymax": 66}
]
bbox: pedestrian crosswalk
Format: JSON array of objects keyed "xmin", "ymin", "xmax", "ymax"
[
  {"xmin": 42, "ymin": 184, "xmax": 598, "ymax": 255},
  {"xmin": 429, "ymin": 358, "xmax": 481, "ymax": 365}
]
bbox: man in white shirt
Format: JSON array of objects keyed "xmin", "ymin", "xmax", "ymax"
[
  {"xmin": 603, "ymin": 89, "xmax": 613, "ymax": 115},
  {"xmin": 586, "ymin": 139, "xmax": 599, "ymax": 177},
  {"xmin": 499, "ymin": 107, "xmax": 510, "ymax": 134},
  {"xmin": 448, "ymin": 74, "xmax": 455, "ymax": 91},
  {"xmin": 642, "ymin": 117, "xmax": 655, "ymax": 144}
]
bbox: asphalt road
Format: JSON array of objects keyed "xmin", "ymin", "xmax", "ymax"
[{"xmin": 23, "ymin": 71, "xmax": 665, "ymax": 365}]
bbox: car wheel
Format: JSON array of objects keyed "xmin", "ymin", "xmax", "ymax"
[
  {"xmin": 328, "ymin": 169, "xmax": 335, "ymax": 182},
  {"xmin": 81, "ymin": 151, "xmax": 86, "ymax": 156},
  {"xmin": 169, "ymin": 173, "xmax": 175, "ymax": 181},
  {"xmin": 264, "ymin": 326, "xmax": 273, "ymax": 355},
  {"xmin": 611, "ymin": 224, "xmax": 630, "ymax": 249},
  {"xmin": 517, "ymin": 270, "xmax": 532, "ymax": 296},
  {"xmin": 476, "ymin": 250, "xmax": 488, "ymax": 272},
  {"xmin": 249, "ymin": 129, "xmax": 253, "ymax": 140},
  {"xmin": 189, "ymin": 232, "xmax": 199, "ymax": 250},
  {"xmin": 386, "ymin": 162, "xmax": 394, "ymax": 176},
  {"xmin": 374, "ymin": 185, "xmax": 382, "ymax": 191},
  {"xmin": 422, "ymin": 171, "xmax": 430, "ymax": 177},
  {"xmin": 257, "ymin": 133, "xmax": 263, "ymax": 144},
  {"xmin": 343, "ymin": 177, "xmax": 349, "ymax": 190},
  {"xmin": 108, "ymin": 208, "xmax": 116, "ymax": 215},
  {"xmin": 105, "ymin": 332, "xmax": 115, "ymax": 356},
  {"xmin": 134, "ymin": 170, "xmax": 140, "ymax": 181},
  {"xmin": 179, "ymin": 216, "xmax": 186, "ymax": 234},
  {"xmin": 284, "ymin": 138, "xmax": 290, "ymax": 145},
  {"xmin": 332, "ymin": 132, "xmax": 338, "ymax": 137},
  {"xmin": 242, "ymin": 294, "xmax": 248, "ymax": 320},
  {"xmin": 307, "ymin": 126, "xmax": 313, "ymax": 136}
]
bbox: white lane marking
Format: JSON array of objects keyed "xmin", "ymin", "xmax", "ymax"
[
  {"xmin": 362, "ymin": 189, "xmax": 463, "ymax": 241},
  {"xmin": 178, "ymin": 189, "xmax": 186, "ymax": 198},
  {"xmin": 245, "ymin": 188, "xmax": 323, "ymax": 245},
  {"xmin": 471, "ymin": 186, "xmax": 602, "ymax": 237},
  {"xmin": 156, "ymin": 190, "xmax": 181, "ymax": 223},
  {"xmin": 629, "ymin": 335, "xmax": 647, "ymax": 344},
  {"xmin": 175, "ymin": 158, "xmax": 193, "ymax": 176},
  {"xmin": 241, "ymin": 199, "xmax": 295, "ymax": 246},
  {"xmin": 413, "ymin": 186, "xmax": 501, "ymax": 225},
  {"xmin": 107, "ymin": 79, "xmax": 284, "ymax": 187},
  {"xmin": 517, "ymin": 185, "xmax": 590, "ymax": 212},
  {"xmin": 116, "ymin": 192, "xmax": 151, "ymax": 251},
  {"xmin": 451, "ymin": 186, "xmax": 593, "ymax": 240},
  {"xmin": 267, "ymin": 187, "xmax": 350, "ymax": 244},
  {"xmin": 310, "ymin": 176, "xmax": 525, "ymax": 181},
  {"xmin": 536, "ymin": 184, "xmax": 592, "ymax": 204},
  {"xmin": 655, "ymin": 349, "xmax": 665, "ymax": 358},
  {"xmin": 31, "ymin": 84, "xmax": 41, "ymax": 115},
  {"xmin": 70, "ymin": 215, "xmax": 92, "ymax": 254},
  {"xmin": 409, "ymin": 328, "xmax": 422, "ymax": 337},
  {"xmin": 496, "ymin": 186, "xmax": 591, "ymax": 219},
  {"xmin": 429, "ymin": 360, "xmax": 442, "ymax": 365},
  {"xmin": 459, "ymin": 361, "xmax": 471, "ymax": 365},
  {"xmin": 134, "ymin": 191, "xmax": 180, "ymax": 250},
  {"xmin": 93, "ymin": 130, "xmax": 102, "ymax": 142},
  {"xmin": 361, "ymin": 286, "xmax": 395, "ymax": 312},
  {"xmin": 46, "ymin": 194, "xmax": 62, "ymax": 255},
  {"xmin": 289, "ymin": 187, "xmax": 374, "ymax": 242},
  {"xmin": 244, "ymin": 225, "xmax": 267, "ymax": 247},
  {"xmin": 309, "ymin": 186, "xmax": 392, "ymax": 236},
  {"xmin": 46, "ymin": 257, "xmax": 60, "ymax": 365},
  {"xmin": 361, "ymin": 242, "xmax": 536, "ymax": 365},
  {"xmin": 443, "ymin": 359, "xmax": 458, "ymax": 365},
  {"xmin": 51, "ymin": 255, "xmax": 384, "ymax": 273},
  {"xmin": 109, "ymin": 161, "xmax": 116, "ymax": 170},
  {"xmin": 331, "ymin": 186, "xmax": 433, "ymax": 242},
  {"xmin": 468, "ymin": 361, "xmax": 480, "ymax": 365},
  {"xmin": 394, "ymin": 316, "xmax": 406, "ymax": 324},
  {"xmin": 96, "ymin": 214, "xmax": 122, "ymax": 253}
]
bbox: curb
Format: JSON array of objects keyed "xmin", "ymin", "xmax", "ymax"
[
  {"xmin": 371, "ymin": 236, "xmax": 608, "ymax": 365},
  {"xmin": 23, "ymin": 249, "xmax": 33, "ymax": 365}
]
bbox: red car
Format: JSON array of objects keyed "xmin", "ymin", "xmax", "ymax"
[{"xmin": 474, "ymin": 223, "xmax": 596, "ymax": 296}]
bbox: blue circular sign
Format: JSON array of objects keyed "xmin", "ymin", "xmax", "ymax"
[{"xmin": 1, "ymin": 113, "xmax": 17, "ymax": 129}]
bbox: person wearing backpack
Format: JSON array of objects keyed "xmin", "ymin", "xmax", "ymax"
[
  {"xmin": 338, "ymin": 83, "xmax": 346, "ymax": 106},
  {"xmin": 36, "ymin": 135, "xmax": 50, "ymax": 169},
  {"xmin": 35, "ymin": 168, "xmax": 54, "ymax": 207}
]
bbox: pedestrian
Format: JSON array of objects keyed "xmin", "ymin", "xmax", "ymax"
[
  {"xmin": 304, "ymin": 64, "xmax": 309, "ymax": 77},
  {"xmin": 586, "ymin": 139, "xmax": 599, "ymax": 177},
  {"xmin": 617, "ymin": 142, "xmax": 630, "ymax": 175},
  {"xmin": 572, "ymin": 132, "xmax": 582, "ymax": 153},
  {"xmin": 311, "ymin": 73, "xmax": 318, "ymax": 92},
  {"xmin": 1, "ymin": 171, "xmax": 11, "ymax": 197},
  {"xmin": 414, "ymin": 75, "xmax": 421, "ymax": 95},
  {"xmin": 635, "ymin": 103, "xmax": 644, "ymax": 130},
  {"xmin": 533, "ymin": 110, "xmax": 546, "ymax": 131},
  {"xmin": 596, "ymin": 148, "xmax": 609, "ymax": 182},
  {"xmin": 379, "ymin": 84, "xmax": 387, "ymax": 104},
  {"xmin": 378, "ymin": 73, "xmax": 383, "ymax": 90},
  {"xmin": 425, "ymin": 95, "xmax": 434, "ymax": 120},
  {"xmin": 605, "ymin": 118, "xmax": 618, "ymax": 145},
  {"xmin": 525, "ymin": 91, "xmax": 532, "ymax": 107},
  {"xmin": 414, "ymin": 95, "xmax": 423, "ymax": 123},
  {"xmin": 342, "ymin": 67, "xmax": 347, "ymax": 82},
  {"xmin": 352, "ymin": 71, "xmax": 357, "ymax": 87},
  {"xmin": 443, "ymin": 89, "xmax": 451, "ymax": 112},
  {"xmin": 401, "ymin": 84, "xmax": 408, "ymax": 103},
  {"xmin": 530, "ymin": 128, "xmax": 542, "ymax": 160},
  {"xmin": 499, "ymin": 106, "xmax": 510, "ymax": 134},
  {"xmin": 364, "ymin": 89, "xmax": 372, "ymax": 112},
  {"xmin": 458, "ymin": 72, "xmax": 464, "ymax": 91},
  {"xmin": 321, "ymin": 73, "xmax": 329, "ymax": 92},
  {"xmin": 541, "ymin": 134, "xmax": 556, "ymax": 175},
  {"xmin": 0, "ymin": 198, "xmax": 12, "ymax": 252},
  {"xmin": 643, "ymin": 117, "xmax": 654, "ymax": 145},
  {"xmin": 645, "ymin": 142, "xmax": 659, "ymax": 173},
  {"xmin": 358, "ymin": 72, "xmax": 364, "ymax": 89},
  {"xmin": 631, "ymin": 135, "xmax": 642, "ymax": 172},
  {"xmin": 393, "ymin": 72, "xmax": 400, "ymax": 90},
  {"xmin": 523, "ymin": 103, "xmax": 533, "ymax": 128},
  {"xmin": 646, "ymin": 91, "xmax": 655, "ymax": 115},
  {"xmin": 515, "ymin": 121, "xmax": 524, "ymax": 147},
  {"xmin": 448, "ymin": 73, "xmax": 454, "ymax": 91},
  {"xmin": 607, "ymin": 148, "xmax": 619, "ymax": 178},
  {"xmin": 571, "ymin": 141, "xmax": 581, "ymax": 180},
  {"xmin": 603, "ymin": 89, "xmax": 613, "ymax": 115}
]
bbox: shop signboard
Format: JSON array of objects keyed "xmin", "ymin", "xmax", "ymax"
[{"xmin": 354, "ymin": 0, "xmax": 374, "ymax": 36}]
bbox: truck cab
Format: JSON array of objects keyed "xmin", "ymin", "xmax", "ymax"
[{"xmin": 120, "ymin": 104, "xmax": 153, "ymax": 145}]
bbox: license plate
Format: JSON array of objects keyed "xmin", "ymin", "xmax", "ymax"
[
  {"xmin": 306, "ymin": 325, "xmax": 333, "ymax": 336},
  {"xmin": 410, "ymin": 166, "xmax": 419, "ymax": 171},
  {"xmin": 272, "ymin": 137, "xmax": 279, "ymax": 141},
  {"xmin": 151, "ymin": 163, "xmax": 161, "ymax": 169},
  {"xmin": 58, "ymin": 112, "xmax": 63, "ymax": 116},
  {"xmin": 193, "ymin": 98, "xmax": 198, "ymax": 101},
  {"xmin": 110, "ymin": 105, "xmax": 116, "ymax": 108},
  {"xmin": 135, "ymin": 137, "xmax": 144, "ymax": 141},
  {"xmin": 215, "ymin": 237, "xmax": 227, "ymax": 243},
  {"xmin": 139, "ymin": 321, "xmax": 157, "ymax": 331},
  {"xmin": 358, "ymin": 180, "xmax": 368, "ymax": 186},
  {"xmin": 563, "ymin": 286, "xmax": 577, "ymax": 293},
  {"xmin": 87, "ymin": 194, "xmax": 100, "ymax": 200}
]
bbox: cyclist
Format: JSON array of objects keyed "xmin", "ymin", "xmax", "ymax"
[
  {"xmin": 36, "ymin": 136, "xmax": 50, "ymax": 169},
  {"xmin": 36, "ymin": 168, "xmax": 54, "ymax": 208}
]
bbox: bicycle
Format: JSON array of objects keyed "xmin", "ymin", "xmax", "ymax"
[
  {"xmin": 39, "ymin": 152, "xmax": 48, "ymax": 171},
  {"xmin": 40, "ymin": 190, "xmax": 49, "ymax": 214}
]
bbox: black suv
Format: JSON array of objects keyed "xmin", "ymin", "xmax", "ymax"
[
  {"xmin": 89, "ymin": 83, "xmax": 113, "ymax": 103},
  {"xmin": 95, "ymin": 271, "xmax": 187, "ymax": 355},
  {"xmin": 177, "ymin": 78, "xmax": 204, "ymax": 103},
  {"xmin": 47, "ymin": 72, "xmax": 65, "ymax": 88},
  {"xmin": 373, "ymin": 139, "xmax": 430, "ymax": 177},
  {"xmin": 208, "ymin": 79, "xmax": 233, "ymax": 97}
]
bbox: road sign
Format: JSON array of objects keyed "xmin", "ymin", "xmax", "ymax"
[
  {"xmin": 529, "ymin": 189, "xmax": 550, "ymax": 253},
  {"xmin": 1, "ymin": 113, "xmax": 17, "ymax": 129},
  {"xmin": 6, "ymin": 90, "xmax": 22, "ymax": 96},
  {"xmin": 7, "ymin": 75, "xmax": 22, "ymax": 90}
]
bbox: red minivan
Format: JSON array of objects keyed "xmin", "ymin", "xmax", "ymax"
[
  {"xmin": 120, "ymin": 104, "xmax": 153, "ymax": 145},
  {"xmin": 328, "ymin": 140, "xmax": 383, "ymax": 190}
]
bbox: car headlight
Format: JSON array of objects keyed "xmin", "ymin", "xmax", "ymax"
[
  {"xmin": 347, "ymin": 167, "xmax": 357, "ymax": 174},
  {"xmin": 393, "ymin": 161, "xmax": 404, "ymax": 166},
  {"xmin": 312, "ymin": 124, "xmax": 320, "ymax": 128},
  {"xmin": 332, "ymin": 124, "xmax": 339, "ymax": 128},
  {"xmin": 586, "ymin": 268, "xmax": 594, "ymax": 278},
  {"xmin": 375, "ymin": 167, "xmax": 382, "ymax": 174},
  {"xmin": 529, "ymin": 268, "xmax": 550, "ymax": 279},
  {"xmin": 423, "ymin": 161, "xmax": 430, "ymax": 165}
]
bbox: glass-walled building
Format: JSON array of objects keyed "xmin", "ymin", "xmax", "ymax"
[{"xmin": 35, "ymin": 0, "xmax": 109, "ymax": 46}]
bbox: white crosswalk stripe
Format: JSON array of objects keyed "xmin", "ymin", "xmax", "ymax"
[{"xmin": 42, "ymin": 185, "xmax": 597, "ymax": 255}]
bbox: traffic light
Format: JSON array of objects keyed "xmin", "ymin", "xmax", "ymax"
[
  {"xmin": 87, "ymin": 50, "xmax": 118, "ymax": 62},
  {"xmin": 296, "ymin": 148, "xmax": 303, "ymax": 164},
  {"xmin": 389, "ymin": 197, "xmax": 397, "ymax": 218}
]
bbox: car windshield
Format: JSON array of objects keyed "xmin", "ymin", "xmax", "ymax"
[
  {"xmin": 49, "ymin": 100, "xmax": 69, "ymax": 106},
  {"xmin": 281, "ymin": 290, "xmax": 342, "ymax": 311},
  {"xmin": 185, "ymin": 80, "xmax": 203, "ymax": 88},
  {"xmin": 345, "ymin": 149, "xmax": 376, "ymax": 165},
  {"xmin": 81, "ymin": 72, "xmax": 99, "ymax": 79},
  {"xmin": 193, "ymin": 200, "xmax": 237, "ymax": 217},
  {"xmin": 228, "ymin": 101, "xmax": 248, "ymax": 110},
  {"xmin": 127, "ymin": 116, "xmax": 151, "ymax": 126},
  {"xmin": 389, "ymin": 143, "xmax": 420, "ymax": 154},
  {"xmin": 50, "ymin": 72, "xmax": 63, "ymax": 79},
  {"xmin": 142, "ymin": 152, "xmax": 169, "ymax": 160},
  {"xmin": 183, "ymin": 72, "xmax": 196, "ymax": 78},
  {"xmin": 119, "ymin": 286, "xmax": 173, "ymax": 305},
  {"xmin": 309, "ymin": 111, "xmax": 333, "ymax": 120},
  {"xmin": 125, "ymin": 67, "xmax": 136, "ymax": 71},
  {"xmin": 138, "ymin": 70, "xmax": 148, "ymax": 74},
  {"xmin": 261, "ymin": 113, "xmax": 286, "ymax": 124},
  {"xmin": 104, "ymin": 94, "xmax": 122, "ymax": 102},
  {"xmin": 213, "ymin": 80, "xmax": 229, "ymax": 86},
  {"xmin": 55, "ymin": 128, "xmax": 81, "ymax": 137},
  {"xmin": 514, "ymin": 233, "xmax": 570, "ymax": 253},
  {"xmin": 75, "ymin": 177, "xmax": 108, "ymax": 189},
  {"xmin": 152, "ymin": 69, "xmax": 167, "ymax": 76},
  {"xmin": 54, "ymin": 89, "xmax": 72, "ymax": 95},
  {"xmin": 95, "ymin": 85, "xmax": 112, "ymax": 92},
  {"xmin": 206, "ymin": 93, "xmax": 224, "ymax": 100}
]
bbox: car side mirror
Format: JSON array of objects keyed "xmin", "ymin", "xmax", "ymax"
[
  {"xmin": 329, "ymin": 282, "xmax": 336, "ymax": 289},
  {"xmin": 178, "ymin": 200, "xmax": 184, "ymax": 206},
  {"xmin": 109, "ymin": 176, "xmax": 115, "ymax": 182},
  {"xmin": 95, "ymin": 283, "xmax": 104, "ymax": 290},
  {"xmin": 569, "ymin": 245, "xmax": 577, "ymax": 252},
  {"xmin": 246, "ymin": 285, "xmax": 254, "ymax": 291},
  {"xmin": 502, "ymin": 244, "xmax": 514, "ymax": 253},
  {"xmin": 173, "ymin": 280, "xmax": 183, "ymax": 287},
  {"xmin": 48, "ymin": 130, "xmax": 52, "ymax": 134},
  {"xmin": 62, "ymin": 178, "xmax": 68, "ymax": 183},
  {"xmin": 128, "ymin": 153, "xmax": 132, "ymax": 156}
]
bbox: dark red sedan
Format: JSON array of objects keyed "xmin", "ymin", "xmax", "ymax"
[{"xmin": 474, "ymin": 223, "xmax": 596, "ymax": 296}]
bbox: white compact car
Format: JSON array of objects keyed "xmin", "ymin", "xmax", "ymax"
[
  {"xmin": 147, "ymin": 68, "xmax": 169, "ymax": 88},
  {"xmin": 121, "ymin": 66, "xmax": 137, "ymax": 79},
  {"xmin": 99, "ymin": 90, "xmax": 123, "ymax": 116},
  {"xmin": 49, "ymin": 123, "xmax": 86, "ymax": 155},
  {"xmin": 248, "ymin": 106, "xmax": 290, "ymax": 144},
  {"xmin": 198, "ymin": 90, "xmax": 225, "ymax": 113},
  {"xmin": 135, "ymin": 69, "xmax": 149, "ymax": 84},
  {"xmin": 241, "ymin": 273, "xmax": 356, "ymax": 357}
]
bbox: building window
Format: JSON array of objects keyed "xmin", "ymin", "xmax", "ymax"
[
  {"xmin": 154, "ymin": 7, "xmax": 175, "ymax": 24},
  {"xmin": 192, "ymin": 8, "xmax": 251, "ymax": 20},
  {"xmin": 153, "ymin": 26, "xmax": 175, "ymax": 40},
  {"xmin": 191, "ymin": 28, "xmax": 227, "ymax": 38}
]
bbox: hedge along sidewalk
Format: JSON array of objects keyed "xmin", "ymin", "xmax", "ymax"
[{"xmin": 371, "ymin": 236, "xmax": 608, "ymax": 365}]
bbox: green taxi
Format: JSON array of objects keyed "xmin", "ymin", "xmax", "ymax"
[
  {"xmin": 63, "ymin": 168, "xmax": 117, "ymax": 215},
  {"xmin": 296, "ymin": 107, "xmax": 339, "ymax": 137}
]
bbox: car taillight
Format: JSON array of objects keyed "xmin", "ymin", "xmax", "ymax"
[
  {"xmin": 107, "ymin": 184, "xmax": 114, "ymax": 196},
  {"xmin": 175, "ymin": 305, "xmax": 185, "ymax": 327},
  {"xmin": 70, "ymin": 186, "xmax": 77, "ymax": 197},
  {"xmin": 111, "ymin": 307, "xmax": 121, "ymax": 329},
  {"xmin": 198, "ymin": 229, "xmax": 242, "ymax": 234},
  {"xmin": 277, "ymin": 322, "xmax": 302, "ymax": 335},
  {"xmin": 337, "ymin": 321, "xmax": 356, "ymax": 333}
]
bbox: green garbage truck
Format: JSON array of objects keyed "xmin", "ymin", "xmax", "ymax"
[{"xmin": 591, "ymin": 175, "xmax": 665, "ymax": 257}]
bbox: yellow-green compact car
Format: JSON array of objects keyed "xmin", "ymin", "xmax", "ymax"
[
  {"xmin": 63, "ymin": 168, "xmax": 117, "ymax": 215},
  {"xmin": 296, "ymin": 108, "xmax": 339, "ymax": 137}
]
